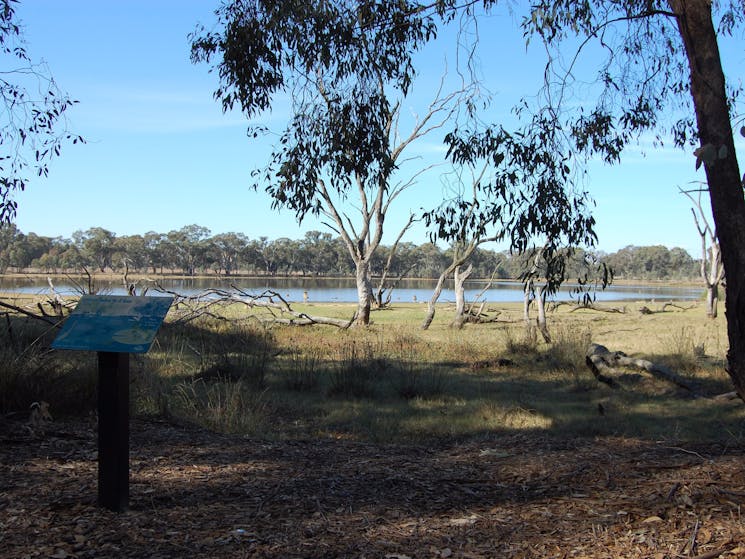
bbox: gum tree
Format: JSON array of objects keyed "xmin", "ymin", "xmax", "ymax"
[
  {"xmin": 516, "ymin": 0, "xmax": 745, "ymax": 396},
  {"xmin": 0, "ymin": 0, "xmax": 83, "ymax": 222},
  {"xmin": 191, "ymin": 1, "xmax": 474, "ymax": 325},
  {"xmin": 191, "ymin": 1, "xmax": 598, "ymax": 327}
]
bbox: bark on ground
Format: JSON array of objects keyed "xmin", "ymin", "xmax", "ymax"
[{"xmin": 2, "ymin": 418, "xmax": 744, "ymax": 558}]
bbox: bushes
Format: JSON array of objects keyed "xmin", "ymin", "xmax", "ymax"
[{"xmin": 0, "ymin": 315, "xmax": 97, "ymax": 416}]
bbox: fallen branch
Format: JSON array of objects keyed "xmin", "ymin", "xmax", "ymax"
[
  {"xmin": 585, "ymin": 343, "xmax": 701, "ymax": 394},
  {"xmin": 570, "ymin": 303, "xmax": 626, "ymax": 314},
  {"xmin": 155, "ymin": 285, "xmax": 355, "ymax": 328},
  {"xmin": 0, "ymin": 299, "xmax": 63, "ymax": 326},
  {"xmin": 639, "ymin": 301, "xmax": 697, "ymax": 314}
]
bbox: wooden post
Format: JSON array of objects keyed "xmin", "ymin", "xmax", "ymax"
[{"xmin": 97, "ymin": 351, "xmax": 130, "ymax": 512}]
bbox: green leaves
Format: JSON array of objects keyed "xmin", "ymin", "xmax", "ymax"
[{"xmin": 0, "ymin": 0, "xmax": 83, "ymax": 223}]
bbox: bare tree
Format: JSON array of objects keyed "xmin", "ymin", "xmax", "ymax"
[
  {"xmin": 373, "ymin": 213, "xmax": 417, "ymax": 309},
  {"xmin": 681, "ymin": 187, "xmax": 724, "ymax": 318}
]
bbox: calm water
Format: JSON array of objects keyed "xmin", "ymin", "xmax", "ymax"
[{"xmin": 0, "ymin": 276, "xmax": 703, "ymax": 303}]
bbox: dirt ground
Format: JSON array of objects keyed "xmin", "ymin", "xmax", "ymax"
[{"xmin": 1, "ymin": 417, "xmax": 744, "ymax": 559}]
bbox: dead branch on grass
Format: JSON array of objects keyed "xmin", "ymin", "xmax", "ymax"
[
  {"xmin": 0, "ymin": 279, "xmax": 76, "ymax": 326},
  {"xmin": 156, "ymin": 285, "xmax": 355, "ymax": 328},
  {"xmin": 639, "ymin": 301, "xmax": 697, "ymax": 314},
  {"xmin": 462, "ymin": 268, "xmax": 502, "ymax": 324},
  {"xmin": 585, "ymin": 343, "xmax": 701, "ymax": 394},
  {"xmin": 570, "ymin": 303, "xmax": 626, "ymax": 314}
]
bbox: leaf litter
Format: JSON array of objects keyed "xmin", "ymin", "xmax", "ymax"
[{"xmin": 1, "ymin": 417, "xmax": 744, "ymax": 558}]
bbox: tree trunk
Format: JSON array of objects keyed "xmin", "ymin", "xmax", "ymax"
[
  {"xmin": 523, "ymin": 280, "xmax": 533, "ymax": 325},
  {"xmin": 421, "ymin": 271, "xmax": 449, "ymax": 330},
  {"xmin": 536, "ymin": 284, "xmax": 551, "ymax": 343},
  {"xmin": 354, "ymin": 259, "xmax": 372, "ymax": 326},
  {"xmin": 705, "ymin": 243, "xmax": 723, "ymax": 319},
  {"xmin": 451, "ymin": 264, "xmax": 473, "ymax": 329},
  {"xmin": 670, "ymin": 0, "xmax": 745, "ymax": 398},
  {"xmin": 706, "ymin": 283, "xmax": 718, "ymax": 319}
]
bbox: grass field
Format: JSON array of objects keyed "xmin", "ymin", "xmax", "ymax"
[{"xmin": 1, "ymin": 293, "xmax": 743, "ymax": 444}]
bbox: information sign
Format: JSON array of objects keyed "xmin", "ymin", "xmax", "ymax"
[
  {"xmin": 52, "ymin": 295, "xmax": 173, "ymax": 353},
  {"xmin": 51, "ymin": 295, "xmax": 173, "ymax": 512}
]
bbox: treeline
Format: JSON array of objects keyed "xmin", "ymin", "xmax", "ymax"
[{"xmin": 0, "ymin": 224, "xmax": 700, "ymax": 281}]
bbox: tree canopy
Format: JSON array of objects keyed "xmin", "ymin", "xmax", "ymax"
[{"xmin": 191, "ymin": 0, "xmax": 601, "ymax": 321}]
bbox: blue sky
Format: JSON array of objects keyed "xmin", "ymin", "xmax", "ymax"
[{"xmin": 9, "ymin": 1, "xmax": 744, "ymax": 258}]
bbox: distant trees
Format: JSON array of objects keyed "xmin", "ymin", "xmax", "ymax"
[
  {"xmin": 603, "ymin": 245, "xmax": 697, "ymax": 280},
  {"xmin": 0, "ymin": 223, "xmax": 702, "ymax": 282}
]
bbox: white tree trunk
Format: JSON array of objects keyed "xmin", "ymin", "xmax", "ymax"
[
  {"xmin": 355, "ymin": 259, "xmax": 373, "ymax": 326},
  {"xmin": 451, "ymin": 264, "xmax": 473, "ymax": 329},
  {"xmin": 523, "ymin": 280, "xmax": 533, "ymax": 325},
  {"xmin": 706, "ymin": 283, "xmax": 719, "ymax": 319},
  {"xmin": 421, "ymin": 272, "xmax": 449, "ymax": 330}
]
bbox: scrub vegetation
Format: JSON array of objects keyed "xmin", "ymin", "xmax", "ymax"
[{"xmin": 1, "ymin": 295, "xmax": 741, "ymax": 444}]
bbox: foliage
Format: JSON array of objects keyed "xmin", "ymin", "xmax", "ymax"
[
  {"xmin": 0, "ymin": 0, "xmax": 83, "ymax": 222},
  {"xmin": 0, "ymin": 222, "xmax": 703, "ymax": 280},
  {"xmin": 520, "ymin": 0, "xmax": 743, "ymax": 152},
  {"xmin": 190, "ymin": 0, "xmax": 438, "ymax": 218}
]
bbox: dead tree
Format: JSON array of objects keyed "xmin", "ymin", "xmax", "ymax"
[{"xmin": 681, "ymin": 187, "xmax": 724, "ymax": 319}]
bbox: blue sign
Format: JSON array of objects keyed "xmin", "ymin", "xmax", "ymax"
[{"xmin": 52, "ymin": 295, "xmax": 173, "ymax": 353}]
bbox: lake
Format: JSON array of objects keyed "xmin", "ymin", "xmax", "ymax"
[{"xmin": 0, "ymin": 276, "xmax": 703, "ymax": 303}]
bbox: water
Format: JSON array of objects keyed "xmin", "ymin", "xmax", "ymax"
[{"xmin": 0, "ymin": 276, "xmax": 703, "ymax": 303}]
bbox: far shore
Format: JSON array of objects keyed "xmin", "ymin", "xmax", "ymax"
[{"xmin": 0, "ymin": 269, "xmax": 704, "ymax": 288}]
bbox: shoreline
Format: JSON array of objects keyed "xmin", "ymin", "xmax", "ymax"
[{"xmin": 0, "ymin": 270, "xmax": 703, "ymax": 288}]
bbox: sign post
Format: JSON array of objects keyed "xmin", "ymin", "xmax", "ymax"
[{"xmin": 52, "ymin": 295, "xmax": 173, "ymax": 512}]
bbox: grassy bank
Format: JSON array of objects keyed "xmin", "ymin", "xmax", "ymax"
[{"xmin": 1, "ymin": 295, "xmax": 742, "ymax": 443}]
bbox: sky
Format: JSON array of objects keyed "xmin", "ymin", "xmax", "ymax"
[{"xmin": 8, "ymin": 1, "xmax": 745, "ymax": 258}]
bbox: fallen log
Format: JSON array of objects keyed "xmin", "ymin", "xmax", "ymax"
[
  {"xmin": 585, "ymin": 343, "xmax": 701, "ymax": 395},
  {"xmin": 570, "ymin": 303, "xmax": 626, "ymax": 314},
  {"xmin": 639, "ymin": 302, "xmax": 696, "ymax": 314}
]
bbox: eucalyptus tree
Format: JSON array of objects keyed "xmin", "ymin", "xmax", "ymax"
[
  {"xmin": 190, "ymin": 1, "xmax": 745, "ymax": 393},
  {"xmin": 73, "ymin": 227, "xmax": 117, "ymax": 272},
  {"xmin": 114, "ymin": 234, "xmax": 148, "ymax": 273},
  {"xmin": 167, "ymin": 224, "xmax": 211, "ymax": 276},
  {"xmin": 420, "ymin": 163, "xmax": 507, "ymax": 330},
  {"xmin": 143, "ymin": 231, "xmax": 168, "ymax": 274},
  {"xmin": 207, "ymin": 231, "xmax": 249, "ymax": 275},
  {"xmin": 191, "ymin": 1, "xmax": 475, "ymax": 325},
  {"xmin": 426, "ymin": 0, "xmax": 745, "ymax": 393},
  {"xmin": 512, "ymin": 0, "xmax": 745, "ymax": 395},
  {"xmin": 301, "ymin": 231, "xmax": 338, "ymax": 276},
  {"xmin": 0, "ymin": 0, "xmax": 83, "ymax": 222}
]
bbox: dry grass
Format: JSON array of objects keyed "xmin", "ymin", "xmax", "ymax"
[{"xmin": 2, "ymin": 296, "xmax": 742, "ymax": 444}]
